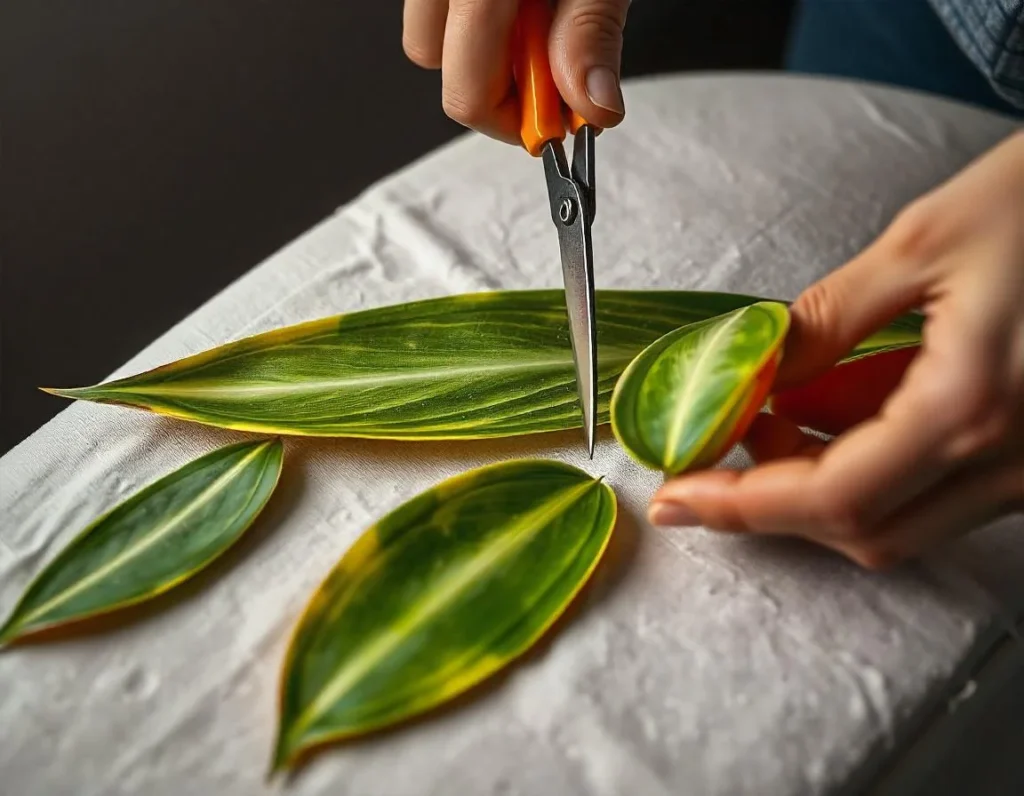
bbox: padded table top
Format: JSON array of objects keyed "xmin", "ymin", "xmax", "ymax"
[{"xmin": 1, "ymin": 73, "xmax": 1022, "ymax": 796}]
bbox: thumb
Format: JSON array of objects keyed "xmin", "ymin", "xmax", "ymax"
[
  {"xmin": 549, "ymin": 0, "xmax": 630, "ymax": 128},
  {"xmin": 776, "ymin": 232, "xmax": 929, "ymax": 390}
]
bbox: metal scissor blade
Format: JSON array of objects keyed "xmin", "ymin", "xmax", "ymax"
[
  {"xmin": 571, "ymin": 125, "xmax": 595, "ymax": 223},
  {"xmin": 560, "ymin": 215, "xmax": 598, "ymax": 458},
  {"xmin": 541, "ymin": 140, "xmax": 598, "ymax": 457}
]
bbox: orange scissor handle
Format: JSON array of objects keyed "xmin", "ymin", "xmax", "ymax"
[{"xmin": 513, "ymin": 0, "xmax": 592, "ymax": 156}]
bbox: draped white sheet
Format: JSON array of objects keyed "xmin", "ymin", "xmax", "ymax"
[{"xmin": 2, "ymin": 74, "xmax": 1021, "ymax": 796}]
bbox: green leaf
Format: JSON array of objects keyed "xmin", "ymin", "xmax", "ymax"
[
  {"xmin": 611, "ymin": 301, "xmax": 790, "ymax": 475},
  {"xmin": 0, "ymin": 439, "xmax": 284, "ymax": 647},
  {"xmin": 272, "ymin": 458, "xmax": 616, "ymax": 772},
  {"xmin": 43, "ymin": 289, "xmax": 918, "ymax": 440},
  {"xmin": 838, "ymin": 308, "xmax": 923, "ymax": 363}
]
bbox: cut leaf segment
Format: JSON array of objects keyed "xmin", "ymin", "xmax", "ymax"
[
  {"xmin": 44, "ymin": 290, "xmax": 919, "ymax": 440},
  {"xmin": 611, "ymin": 301, "xmax": 790, "ymax": 475},
  {"xmin": 272, "ymin": 458, "xmax": 616, "ymax": 771},
  {"xmin": 0, "ymin": 439, "xmax": 284, "ymax": 647}
]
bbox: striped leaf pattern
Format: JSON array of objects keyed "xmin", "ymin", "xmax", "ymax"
[
  {"xmin": 0, "ymin": 439, "xmax": 284, "ymax": 646},
  {"xmin": 45, "ymin": 290, "xmax": 921, "ymax": 440},
  {"xmin": 272, "ymin": 459, "xmax": 616, "ymax": 771},
  {"xmin": 611, "ymin": 302, "xmax": 791, "ymax": 475}
]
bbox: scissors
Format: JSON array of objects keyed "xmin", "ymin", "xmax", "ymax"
[{"xmin": 513, "ymin": 0, "xmax": 599, "ymax": 458}]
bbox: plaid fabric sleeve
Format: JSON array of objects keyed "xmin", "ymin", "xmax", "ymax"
[{"xmin": 928, "ymin": 0, "xmax": 1024, "ymax": 108}]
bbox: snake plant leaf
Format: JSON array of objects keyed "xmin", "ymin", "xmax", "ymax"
[
  {"xmin": 0, "ymin": 439, "xmax": 283, "ymax": 647},
  {"xmin": 43, "ymin": 290, "xmax": 760, "ymax": 439},
  {"xmin": 42, "ymin": 289, "xmax": 914, "ymax": 441},
  {"xmin": 843, "ymin": 307, "xmax": 923, "ymax": 357},
  {"xmin": 272, "ymin": 458, "xmax": 616, "ymax": 772},
  {"xmin": 611, "ymin": 301, "xmax": 790, "ymax": 476},
  {"xmin": 44, "ymin": 290, "xmax": 921, "ymax": 442}
]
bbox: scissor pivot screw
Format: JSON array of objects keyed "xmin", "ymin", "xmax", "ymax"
[{"xmin": 558, "ymin": 197, "xmax": 577, "ymax": 225}]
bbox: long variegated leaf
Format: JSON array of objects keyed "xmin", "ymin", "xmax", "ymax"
[
  {"xmin": 0, "ymin": 439, "xmax": 283, "ymax": 647},
  {"xmin": 841, "ymin": 309, "xmax": 922, "ymax": 359},
  {"xmin": 272, "ymin": 458, "xmax": 616, "ymax": 772},
  {"xmin": 611, "ymin": 302, "xmax": 790, "ymax": 475},
  {"xmin": 45, "ymin": 290, "xmax": 920, "ymax": 440}
]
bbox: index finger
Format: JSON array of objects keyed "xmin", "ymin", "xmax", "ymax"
[
  {"xmin": 441, "ymin": 0, "xmax": 522, "ymax": 144},
  {"xmin": 403, "ymin": 0, "xmax": 449, "ymax": 69}
]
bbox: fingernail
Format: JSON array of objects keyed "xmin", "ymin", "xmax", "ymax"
[
  {"xmin": 648, "ymin": 501, "xmax": 700, "ymax": 527},
  {"xmin": 585, "ymin": 66, "xmax": 624, "ymax": 115}
]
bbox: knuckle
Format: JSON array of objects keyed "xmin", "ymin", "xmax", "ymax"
[
  {"xmin": 790, "ymin": 281, "xmax": 849, "ymax": 355},
  {"xmin": 948, "ymin": 409, "xmax": 1011, "ymax": 460},
  {"xmin": 818, "ymin": 496, "xmax": 872, "ymax": 541},
  {"xmin": 929, "ymin": 376, "xmax": 1010, "ymax": 459},
  {"xmin": 402, "ymin": 36, "xmax": 441, "ymax": 69},
  {"xmin": 452, "ymin": 0, "xmax": 517, "ymax": 30},
  {"xmin": 571, "ymin": 1, "xmax": 627, "ymax": 48},
  {"xmin": 453, "ymin": 0, "xmax": 490, "ymax": 15},
  {"xmin": 441, "ymin": 87, "xmax": 483, "ymax": 128},
  {"xmin": 901, "ymin": 375, "xmax": 958, "ymax": 423},
  {"xmin": 880, "ymin": 198, "xmax": 943, "ymax": 262},
  {"xmin": 793, "ymin": 281, "xmax": 841, "ymax": 331}
]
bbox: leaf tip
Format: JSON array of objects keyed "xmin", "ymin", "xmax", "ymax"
[
  {"xmin": 0, "ymin": 621, "xmax": 21, "ymax": 650},
  {"xmin": 264, "ymin": 761, "xmax": 282, "ymax": 784},
  {"xmin": 267, "ymin": 731, "xmax": 298, "ymax": 781},
  {"xmin": 39, "ymin": 385, "xmax": 93, "ymax": 401}
]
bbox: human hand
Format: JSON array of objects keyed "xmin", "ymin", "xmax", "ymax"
[
  {"xmin": 402, "ymin": 0, "xmax": 629, "ymax": 144},
  {"xmin": 649, "ymin": 130, "xmax": 1024, "ymax": 569}
]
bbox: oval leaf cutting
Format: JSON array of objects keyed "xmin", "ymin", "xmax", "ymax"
[
  {"xmin": 43, "ymin": 289, "xmax": 861, "ymax": 441},
  {"xmin": 611, "ymin": 301, "xmax": 790, "ymax": 476},
  {"xmin": 272, "ymin": 459, "xmax": 616, "ymax": 772},
  {"xmin": 0, "ymin": 439, "xmax": 284, "ymax": 647}
]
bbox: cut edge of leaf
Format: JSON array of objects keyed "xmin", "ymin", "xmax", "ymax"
[
  {"xmin": 611, "ymin": 301, "xmax": 790, "ymax": 475},
  {"xmin": 608, "ymin": 316, "xmax": 720, "ymax": 469},
  {"xmin": 0, "ymin": 438, "xmax": 285, "ymax": 650},
  {"xmin": 663, "ymin": 302, "xmax": 789, "ymax": 475},
  {"xmin": 267, "ymin": 458, "xmax": 617, "ymax": 777}
]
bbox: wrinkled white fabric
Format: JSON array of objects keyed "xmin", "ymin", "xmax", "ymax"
[{"xmin": 1, "ymin": 74, "xmax": 1021, "ymax": 796}]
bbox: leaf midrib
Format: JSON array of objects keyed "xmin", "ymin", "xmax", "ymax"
[
  {"xmin": 287, "ymin": 478, "xmax": 598, "ymax": 743},
  {"xmin": 662, "ymin": 312, "xmax": 745, "ymax": 467},
  {"xmin": 331, "ymin": 489, "xmax": 608, "ymax": 727},
  {"xmin": 97, "ymin": 347, "xmax": 641, "ymax": 400},
  {"xmin": 14, "ymin": 444, "xmax": 269, "ymax": 628}
]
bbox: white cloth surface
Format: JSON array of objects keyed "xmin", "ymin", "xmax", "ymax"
[{"xmin": 1, "ymin": 74, "xmax": 1022, "ymax": 796}]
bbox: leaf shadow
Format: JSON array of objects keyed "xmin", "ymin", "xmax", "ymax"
[
  {"xmin": 0, "ymin": 440, "xmax": 308, "ymax": 651},
  {"xmin": 277, "ymin": 502, "xmax": 642, "ymax": 784}
]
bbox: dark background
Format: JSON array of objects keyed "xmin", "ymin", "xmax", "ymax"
[{"xmin": 0, "ymin": 1, "xmax": 796, "ymax": 454}]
